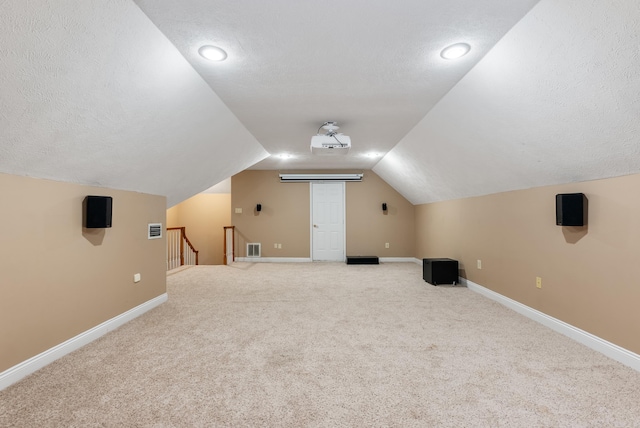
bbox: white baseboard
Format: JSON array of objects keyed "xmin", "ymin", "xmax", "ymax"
[
  {"xmin": 460, "ymin": 278, "xmax": 640, "ymax": 372},
  {"xmin": 0, "ymin": 293, "xmax": 168, "ymax": 391},
  {"xmin": 234, "ymin": 257, "xmax": 312, "ymax": 263},
  {"xmin": 235, "ymin": 257, "xmax": 420, "ymax": 263},
  {"xmin": 379, "ymin": 257, "xmax": 421, "ymax": 263}
]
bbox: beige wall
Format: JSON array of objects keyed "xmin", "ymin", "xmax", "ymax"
[
  {"xmin": 346, "ymin": 171, "xmax": 415, "ymax": 257},
  {"xmin": 166, "ymin": 205, "xmax": 179, "ymax": 227},
  {"xmin": 416, "ymin": 173, "xmax": 640, "ymax": 354},
  {"xmin": 167, "ymin": 194, "xmax": 231, "ymax": 265},
  {"xmin": 231, "ymin": 170, "xmax": 415, "ymax": 258},
  {"xmin": 0, "ymin": 173, "xmax": 166, "ymax": 372},
  {"xmin": 232, "ymin": 170, "xmax": 311, "ymax": 257}
]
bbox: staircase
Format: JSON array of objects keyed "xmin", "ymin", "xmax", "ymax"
[{"xmin": 167, "ymin": 227, "xmax": 198, "ymax": 270}]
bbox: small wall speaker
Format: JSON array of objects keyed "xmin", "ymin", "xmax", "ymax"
[
  {"xmin": 256, "ymin": 203, "xmax": 262, "ymax": 212},
  {"xmin": 556, "ymin": 193, "xmax": 586, "ymax": 226},
  {"xmin": 84, "ymin": 196, "xmax": 112, "ymax": 228},
  {"xmin": 382, "ymin": 203, "xmax": 387, "ymax": 211}
]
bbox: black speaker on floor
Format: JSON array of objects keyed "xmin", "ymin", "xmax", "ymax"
[
  {"xmin": 556, "ymin": 193, "xmax": 586, "ymax": 226},
  {"xmin": 423, "ymin": 258, "xmax": 459, "ymax": 285},
  {"xmin": 84, "ymin": 196, "xmax": 112, "ymax": 228}
]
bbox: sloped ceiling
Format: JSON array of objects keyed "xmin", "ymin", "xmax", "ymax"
[
  {"xmin": 2, "ymin": 1, "xmax": 639, "ymax": 207},
  {"xmin": 375, "ymin": 0, "xmax": 640, "ymax": 204},
  {"xmin": 0, "ymin": 0, "xmax": 268, "ymax": 207},
  {"xmin": 134, "ymin": 0, "xmax": 540, "ymax": 171}
]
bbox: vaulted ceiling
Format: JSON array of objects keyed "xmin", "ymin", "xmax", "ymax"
[{"xmin": 2, "ymin": 1, "xmax": 639, "ymax": 207}]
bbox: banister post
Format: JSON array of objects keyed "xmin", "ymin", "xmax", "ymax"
[{"xmin": 179, "ymin": 227, "xmax": 185, "ymax": 266}]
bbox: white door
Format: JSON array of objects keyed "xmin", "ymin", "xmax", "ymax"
[{"xmin": 311, "ymin": 182, "xmax": 345, "ymax": 261}]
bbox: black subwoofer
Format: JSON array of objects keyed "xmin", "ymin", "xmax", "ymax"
[{"xmin": 423, "ymin": 258, "xmax": 458, "ymax": 285}]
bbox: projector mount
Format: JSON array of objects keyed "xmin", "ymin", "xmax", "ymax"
[{"xmin": 317, "ymin": 121, "xmax": 347, "ymax": 146}]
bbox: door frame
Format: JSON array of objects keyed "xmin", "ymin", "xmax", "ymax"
[{"xmin": 309, "ymin": 181, "xmax": 346, "ymax": 261}]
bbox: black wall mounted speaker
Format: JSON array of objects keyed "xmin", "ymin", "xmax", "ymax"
[
  {"xmin": 556, "ymin": 193, "xmax": 586, "ymax": 226},
  {"xmin": 84, "ymin": 196, "xmax": 112, "ymax": 228},
  {"xmin": 382, "ymin": 203, "xmax": 387, "ymax": 211},
  {"xmin": 256, "ymin": 203, "xmax": 262, "ymax": 212}
]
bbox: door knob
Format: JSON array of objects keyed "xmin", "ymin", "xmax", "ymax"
[{"xmin": 313, "ymin": 224, "xmax": 318, "ymax": 228}]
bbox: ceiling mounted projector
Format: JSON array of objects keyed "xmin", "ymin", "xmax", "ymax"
[{"xmin": 311, "ymin": 121, "xmax": 351, "ymax": 155}]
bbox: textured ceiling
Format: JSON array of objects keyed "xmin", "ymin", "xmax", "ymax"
[
  {"xmin": 1, "ymin": 0, "xmax": 268, "ymax": 206},
  {"xmin": 2, "ymin": 0, "xmax": 639, "ymax": 207},
  {"xmin": 133, "ymin": 0, "xmax": 540, "ymax": 170},
  {"xmin": 374, "ymin": 0, "xmax": 640, "ymax": 204}
]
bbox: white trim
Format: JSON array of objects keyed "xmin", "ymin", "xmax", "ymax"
[
  {"xmin": 235, "ymin": 257, "xmax": 418, "ymax": 264},
  {"xmin": 235, "ymin": 257, "xmax": 312, "ymax": 263},
  {"xmin": 461, "ymin": 278, "xmax": 640, "ymax": 372},
  {"xmin": 379, "ymin": 257, "xmax": 420, "ymax": 263},
  {"xmin": 342, "ymin": 182, "xmax": 346, "ymax": 262},
  {"xmin": 309, "ymin": 182, "xmax": 313, "ymax": 261},
  {"xmin": 0, "ymin": 293, "xmax": 168, "ymax": 391},
  {"xmin": 412, "ymin": 257, "xmax": 422, "ymax": 265}
]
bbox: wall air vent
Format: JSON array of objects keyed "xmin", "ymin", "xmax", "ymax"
[
  {"xmin": 279, "ymin": 173, "xmax": 363, "ymax": 183},
  {"xmin": 148, "ymin": 223, "xmax": 162, "ymax": 239},
  {"xmin": 247, "ymin": 243, "xmax": 261, "ymax": 257}
]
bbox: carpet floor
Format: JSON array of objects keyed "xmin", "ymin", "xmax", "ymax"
[{"xmin": 1, "ymin": 262, "xmax": 639, "ymax": 427}]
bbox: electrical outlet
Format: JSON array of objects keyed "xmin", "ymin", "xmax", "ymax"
[
  {"xmin": 277, "ymin": 243, "xmax": 282, "ymax": 249},
  {"xmin": 385, "ymin": 242, "xmax": 390, "ymax": 248},
  {"xmin": 477, "ymin": 260, "xmax": 482, "ymax": 269},
  {"xmin": 274, "ymin": 243, "xmax": 278, "ymax": 248},
  {"xmin": 536, "ymin": 277, "xmax": 542, "ymax": 289},
  {"xmin": 133, "ymin": 273, "xmax": 141, "ymax": 283}
]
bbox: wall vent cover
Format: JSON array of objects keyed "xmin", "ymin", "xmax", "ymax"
[
  {"xmin": 148, "ymin": 223, "xmax": 162, "ymax": 239},
  {"xmin": 247, "ymin": 243, "xmax": 261, "ymax": 257}
]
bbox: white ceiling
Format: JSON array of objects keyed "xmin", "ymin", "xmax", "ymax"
[
  {"xmin": 134, "ymin": 0, "xmax": 540, "ymax": 170},
  {"xmin": 1, "ymin": 0, "xmax": 267, "ymax": 207},
  {"xmin": 375, "ymin": 0, "xmax": 640, "ymax": 204},
  {"xmin": 2, "ymin": 0, "xmax": 639, "ymax": 206},
  {"xmin": 202, "ymin": 178, "xmax": 231, "ymax": 194}
]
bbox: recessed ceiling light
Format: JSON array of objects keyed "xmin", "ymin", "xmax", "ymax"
[
  {"xmin": 364, "ymin": 152, "xmax": 381, "ymax": 158},
  {"xmin": 198, "ymin": 45, "xmax": 227, "ymax": 61},
  {"xmin": 440, "ymin": 43, "xmax": 471, "ymax": 60},
  {"xmin": 277, "ymin": 153, "xmax": 293, "ymax": 160}
]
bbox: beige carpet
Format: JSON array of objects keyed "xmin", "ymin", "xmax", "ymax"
[{"xmin": 1, "ymin": 263, "xmax": 639, "ymax": 427}]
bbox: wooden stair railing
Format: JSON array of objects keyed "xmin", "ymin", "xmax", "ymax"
[
  {"xmin": 223, "ymin": 226, "xmax": 235, "ymax": 265},
  {"xmin": 167, "ymin": 227, "xmax": 199, "ymax": 270}
]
